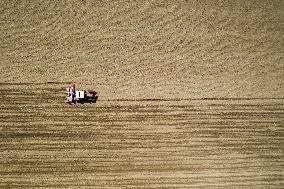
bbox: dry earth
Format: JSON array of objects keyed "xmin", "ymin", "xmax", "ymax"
[{"xmin": 0, "ymin": 0, "xmax": 284, "ymax": 188}]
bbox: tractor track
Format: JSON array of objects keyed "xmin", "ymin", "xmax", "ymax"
[
  {"xmin": 0, "ymin": 83, "xmax": 283, "ymax": 188},
  {"xmin": 0, "ymin": 0, "xmax": 283, "ymax": 187}
]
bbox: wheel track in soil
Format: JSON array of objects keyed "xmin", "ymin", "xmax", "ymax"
[
  {"xmin": 0, "ymin": 0, "xmax": 283, "ymax": 187},
  {"xmin": 0, "ymin": 83, "xmax": 283, "ymax": 188}
]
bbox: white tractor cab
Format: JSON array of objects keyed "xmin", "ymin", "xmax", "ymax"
[
  {"xmin": 76, "ymin": 90, "xmax": 85, "ymax": 99},
  {"xmin": 65, "ymin": 82, "xmax": 98, "ymax": 104}
]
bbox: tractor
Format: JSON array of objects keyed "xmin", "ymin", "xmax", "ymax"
[{"xmin": 65, "ymin": 82, "xmax": 98, "ymax": 104}]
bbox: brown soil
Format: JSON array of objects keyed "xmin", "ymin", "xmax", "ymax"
[{"xmin": 0, "ymin": 0, "xmax": 283, "ymax": 188}]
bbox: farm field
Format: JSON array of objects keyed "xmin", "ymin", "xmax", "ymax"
[
  {"xmin": 0, "ymin": 83, "xmax": 283, "ymax": 188},
  {"xmin": 0, "ymin": 0, "xmax": 284, "ymax": 188}
]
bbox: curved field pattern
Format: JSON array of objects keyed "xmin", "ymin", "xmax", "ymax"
[{"xmin": 0, "ymin": 0, "xmax": 284, "ymax": 188}]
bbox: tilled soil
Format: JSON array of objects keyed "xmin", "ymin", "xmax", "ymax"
[
  {"xmin": 0, "ymin": 83, "xmax": 283, "ymax": 188},
  {"xmin": 0, "ymin": 0, "xmax": 283, "ymax": 188}
]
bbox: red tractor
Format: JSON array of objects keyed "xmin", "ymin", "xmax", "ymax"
[{"xmin": 65, "ymin": 82, "xmax": 98, "ymax": 104}]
